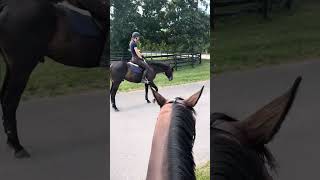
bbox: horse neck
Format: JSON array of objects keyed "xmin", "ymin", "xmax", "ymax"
[
  {"xmin": 149, "ymin": 63, "xmax": 168, "ymax": 74},
  {"xmin": 146, "ymin": 104, "xmax": 172, "ymax": 180},
  {"xmin": 146, "ymin": 103, "xmax": 196, "ymax": 180},
  {"xmin": 167, "ymin": 104, "xmax": 196, "ymax": 180}
]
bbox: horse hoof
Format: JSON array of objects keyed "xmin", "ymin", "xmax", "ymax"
[
  {"xmin": 15, "ymin": 149, "xmax": 31, "ymax": 159},
  {"xmin": 113, "ymin": 107, "xmax": 119, "ymax": 112},
  {"xmin": 146, "ymin": 100, "xmax": 151, "ymax": 103}
]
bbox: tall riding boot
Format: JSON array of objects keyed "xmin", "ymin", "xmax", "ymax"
[{"xmin": 141, "ymin": 70, "xmax": 149, "ymax": 84}]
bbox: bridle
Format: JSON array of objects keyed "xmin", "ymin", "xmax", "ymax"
[
  {"xmin": 211, "ymin": 117, "xmax": 247, "ymax": 145},
  {"xmin": 166, "ymin": 97, "xmax": 185, "ymax": 105}
]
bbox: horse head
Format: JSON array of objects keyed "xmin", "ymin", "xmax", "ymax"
[
  {"xmin": 165, "ymin": 65, "xmax": 174, "ymax": 81},
  {"xmin": 147, "ymin": 86, "xmax": 204, "ymax": 180},
  {"xmin": 211, "ymin": 76, "xmax": 302, "ymax": 180}
]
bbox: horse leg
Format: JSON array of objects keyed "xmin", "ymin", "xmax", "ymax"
[
  {"xmin": 145, "ymin": 83, "xmax": 151, "ymax": 103},
  {"xmin": 0, "ymin": 50, "xmax": 10, "ymax": 103},
  {"xmin": 149, "ymin": 82, "xmax": 158, "ymax": 103},
  {"xmin": 149, "ymin": 82, "xmax": 158, "ymax": 92},
  {"xmin": 110, "ymin": 81, "xmax": 120, "ymax": 112},
  {"xmin": 2, "ymin": 59, "xmax": 38, "ymax": 158}
]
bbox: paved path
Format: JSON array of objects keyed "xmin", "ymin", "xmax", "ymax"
[
  {"xmin": 0, "ymin": 92, "xmax": 108, "ymax": 180},
  {"xmin": 110, "ymin": 81, "xmax": 210, "ymax": 180},
  {"xmin": 213, "ymin": 60, "xmax": 320, "ymax": 180}
]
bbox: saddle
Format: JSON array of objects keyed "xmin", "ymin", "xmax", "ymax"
[
  {"xmin": 127, "ymin": 62, "xmax": 143, "ymax": 74},
  {"xmin": 58, "ymin": 3, "xmax": 101, "ymax": 38}
]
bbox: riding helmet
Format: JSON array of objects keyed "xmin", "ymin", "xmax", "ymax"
[{"xmin": 132, "ymin": 32, "xmax": 141, "ymax": 38}]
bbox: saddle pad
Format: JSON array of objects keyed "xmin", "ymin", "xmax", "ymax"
[
  {"xmin": 128, "ymin": 62, "xmax": 139, "ymax": 67},
  {"xmin": 62, "ymin": 6, "xmax": 101, "ymax": 37},
  {"xmin": 128, "ymin": 62, "xmax": 143, "ymax": 74}
]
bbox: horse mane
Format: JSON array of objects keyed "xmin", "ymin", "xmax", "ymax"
[
  {"xmin": 212, "ymin": 131, "xmax": 253, "ymax": 179},
  {"xmin": 167, "ymin": 103, "xmax": 196, "ymax": 180},
  {"xmin": 211, "ymin": 113, "xmax": 278, "ymax": 177}
]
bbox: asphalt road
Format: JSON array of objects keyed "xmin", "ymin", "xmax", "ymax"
[
  {"xmin": 110, "ymin": 81, "xmax": 210, "ymax": 180},
  {"xmin": 213, "ymin": 60, "xmax": 320, "ymax": 180},
  {"xmin": 0, "ymin": 92, "xmax": 109, "ymax": 180}
]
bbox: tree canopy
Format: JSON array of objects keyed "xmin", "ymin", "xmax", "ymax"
[{"xmin": 110, "ymin": 0, "xmax": 209, "ymax": 53}]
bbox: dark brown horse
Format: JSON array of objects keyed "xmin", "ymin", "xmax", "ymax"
[
  {"xmin": 110, "ymin": 60, "xmax": 174, "ymax": 111},
  {"xmin": 147, "ymin": 86, "xmax": 204, "ymax": 180},
  {"xmin": 211, "ymin": 77, "xmax": 302, "ymax": 180},
  {"xmin": 0, "ymin": 0, "xmax": 107, "ymax": 158}
]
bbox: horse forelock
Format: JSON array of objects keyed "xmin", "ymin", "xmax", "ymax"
[{"xmin": 167, "ymin": 103, "xmax": 196, "ymax": 180}]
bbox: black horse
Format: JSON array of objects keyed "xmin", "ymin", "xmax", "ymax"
[
  {"xmin": 0, "ymin": 0, "xmax": 107, "ymax": 158},
  {"xmin": 110, "ymin": 60, "xmax": 174, "ymax": 111},
  {"xmin": 211, "ymin": 77, "xmax": 302, "ymax": 180}
]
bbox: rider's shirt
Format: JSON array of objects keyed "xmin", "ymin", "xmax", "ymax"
[{"xmin": 130, "ymin": 41, "xmax": 139, "ymax": 59}]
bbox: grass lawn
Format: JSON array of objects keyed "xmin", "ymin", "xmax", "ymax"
[
  {"xmin": 0, "ymin": 58, "xmax": 108, "ymax": 100},
  {"xmin": 196, "ymin": 162, "xmax": 210, "ymax": 180},
  {"xmin": 213, "ymin": 0, "xmax": 320, "ymax": 73},
  {"xmin": 117, "ymin": 59, "xmax": 210, "ymax": 92}
]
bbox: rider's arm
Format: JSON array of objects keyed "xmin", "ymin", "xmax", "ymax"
[{"xmin": 134, "ymin": 47, "xmax": 144, "ymax": 59}]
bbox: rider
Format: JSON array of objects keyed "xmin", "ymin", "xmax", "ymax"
[{"xmin": 129, "ymin": 32, "xmax": 151, "ymax": 84}]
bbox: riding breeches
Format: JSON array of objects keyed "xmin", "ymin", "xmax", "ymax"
[{"xmin": 131, "ymin": 57, "xmax": 152, "ymax": 72}]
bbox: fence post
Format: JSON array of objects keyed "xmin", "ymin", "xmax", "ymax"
[
  {"xmin": 263, "ymin": 0, "xmax": 271, "ymax": 19},
  {"xmin": 191, "ymin": 53, "xmax": 194, "ymax": 68},
  {"xmin": 199, "ymin": 53, "xmax": 202, "ymax": 64},
  {"xmin": 174, "ymin": 54, "xmax": 178, "ymax": 71},
  {"xmin": 285, "ymin": 0, "xmax": 293, "ymax": 9}
]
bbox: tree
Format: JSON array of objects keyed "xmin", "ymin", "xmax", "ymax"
[
  {"xmin": 111, "ymin": 0, "xmax": 210, "ymax": 53},
  {"xmin": 164, "ymin": 0, "xmax": 209, "ymax": 52},
  {"xmin": 110, "ymin": 0, "xmax": 141, "ymax": 51}
]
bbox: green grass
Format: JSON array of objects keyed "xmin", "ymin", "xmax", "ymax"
[
  {"xmin": 196, "ymin": 162, "xmax": 210, "ymax": 180},
  {"xmin": 0, "ymin": 58, "xmax": 107, "ymax": 100},
  {"xmin": 214, "ymin": 0, "xmax": 320, "ymax": 73},
  {"xmin": 117, "ymin": 59, "xmax": 210, "ymax": 92}
]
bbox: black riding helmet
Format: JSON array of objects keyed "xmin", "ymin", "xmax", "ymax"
[{"xmin": 132, "ymin": 32, "xmax": 141, "ymax": 39}]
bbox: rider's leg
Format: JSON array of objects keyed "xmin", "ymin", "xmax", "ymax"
[{"xmin": 132, "ymin": 58, "xmax": 151, "ymax": 83}]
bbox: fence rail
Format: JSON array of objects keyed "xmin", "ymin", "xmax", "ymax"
[{"xmin": 110, "ymin": 51, "xmax": 202, "ymax": 71}]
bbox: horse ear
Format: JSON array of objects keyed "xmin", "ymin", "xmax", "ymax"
[
  {"xmin": 184, "ymin": 86, "xmax": 204, "ymax": 108},
  {"xmin": 151, "ymin": 89, "xmax": 167, "ymax": 107},
  {"xmin": 237, "ymin": 77, "xmax": 302, "ymax": 145}
]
